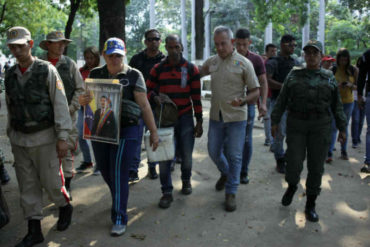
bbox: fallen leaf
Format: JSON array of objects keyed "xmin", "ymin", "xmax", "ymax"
[{"xmin": 130, "ymin": 233, "xmax": 146, "ymax": 240}]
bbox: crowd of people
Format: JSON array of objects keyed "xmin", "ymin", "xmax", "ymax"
[{"xmin": 0, "ymin": 24, "xmax": 369, "ymax": 247}]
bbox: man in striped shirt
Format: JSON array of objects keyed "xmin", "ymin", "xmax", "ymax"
[{"xmin": 147, "ymin": 34, "xmax": 203, "ymax": 209}]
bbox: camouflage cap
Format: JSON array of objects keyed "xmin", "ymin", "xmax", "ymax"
[
  {"xmin": 39, "ymin": 31, "xmax": 72, "ymax": 50},
  {"xmin": 7, "ymin": 26, "xmax": 31, "ymax": 45},
  {"xmin": 303, "ymin": 40, "xmax": 323, "ymax": 52}
]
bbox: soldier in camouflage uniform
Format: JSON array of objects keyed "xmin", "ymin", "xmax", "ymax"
[{"xmin": 271, "ymin": 40, "xmax": 347, "ymax": 222}]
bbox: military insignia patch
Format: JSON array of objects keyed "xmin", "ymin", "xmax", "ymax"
[
  {"xmin": 8, "ymin": 30, "xmax": 18, "ymax": 39},
  {"xmin": 233, "ymin": 60, "xmax": 241, "ymax": 67},
  {"xmin": 55, "ymin": 31, "xmax": 64, "ymax": 38},
  {"xmin": 56, "ymin": 80, "xmax": 64, "ymax": 91}
]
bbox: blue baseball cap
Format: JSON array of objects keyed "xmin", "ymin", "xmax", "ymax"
[{"xmin": 103, "ymin": 37, "xmax": 126, "ymax": 56}]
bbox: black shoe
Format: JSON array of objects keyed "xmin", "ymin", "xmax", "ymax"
[
  {"xmin": 15, "ymin": 220, "xmax": 44, "ymax": 247},
  {"xmin": 148, "ymin": 167, "xmax": 158, "ymax": 179},
  {"xmin": 57, "ymin": 204, "xmax": 73, "ymax": 231},
  {"xmin": 281, "ymin": 185, "xmax": 297, "ymax": 206},
  {"xmin": 225, "ymin": 193, "xmax": 236, "ymax": 212},
  {"xmin": 340, "ymin": 151, "xmax": 349, "ymax": 160},
  {"xmin": 158, "ymin": 194, "xmax": 173, "ymax": 209},
  {"xmin": 215, "ymin": 174, "xmax": 227, "ymax": 191},
  {"xmin": 181, "ymin": 181, "xmax": 192, "ymax": 195},
  {"xmin": 360, "ymin": 164, "xmax": 370, "ymax": 173},
  {"xmin": 305, "ymin": 194, "xmax": 319, "ymax": 222},
  {"xmin": 0, "ymin": 165, "xmax": 10, "ymax": 185},
  {"xmin": 75, "ymin": 162, "xmax": 93, "ymax": 173},
  {"xmin": 240, "ymin": 172, "xmax": 249, "ymax": 184},
  {"xmin": 128, "ymin": 171, "xmax": 139, "ymax": 182},
  {"xmin": 305, "ymin": 207, "xmax": 319, "ymax": 222},
  {"xmin": 64, "ymin": 177, "xmax": 72, "ymax": 201},
  {"xmin": 276, "ymin": 158, "xmax": 286, "ymax": 174}
]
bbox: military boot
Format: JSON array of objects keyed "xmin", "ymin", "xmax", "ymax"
[
  {"xmin": 64, "ymin": 177, "xmax": 72, "ymax": 201},
  {"xmin": 0, "ymin": 164, "xmax": 10, "ymax": 185},
  {"xmin": 57, "ymin": 203, "xmax": 73, "ymax": 231},
  {"xmin": 305, "ymin": 195, "xmax": 319, "ymax": 222},
  {"xmin": 181, "ymin": 180, "xmax": 192, "ymax": 195},
  {"xmin": 281, "ymin": 184, "xmax": 298, "ymax": 206},
  {"xmin": 15, "ymin": 220, "xmax": 44, "ymax": 247},
  {"xmin": 225, "ymin": 194, "xmax": 236, "ymax": 212}
]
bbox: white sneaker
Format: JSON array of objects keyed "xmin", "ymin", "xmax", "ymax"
[{"xmin": 111, "ymin": 224, "xmax": 126, "ymax": 236}]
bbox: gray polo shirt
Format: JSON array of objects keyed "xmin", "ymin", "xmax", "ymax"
[{"xmin": 203, "ymin": 50, "xmax": 260, "ymax": 122}]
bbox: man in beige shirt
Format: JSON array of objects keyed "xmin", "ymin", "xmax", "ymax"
[
  {"xmin": 5, "ymin": 26, "xmax": 73, "ymax": 247},
  {"xmin": 201, "ymin": 26, "xmax": 260, "ymax": 212}
]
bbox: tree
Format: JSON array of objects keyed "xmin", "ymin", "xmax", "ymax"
[
  {"xmin": 97, "ymin": 0, "xmax": 126, "ymax": 52},
  {"xmin": 195, "ymin": 0, "xmax": 204, "ymax": 60}
]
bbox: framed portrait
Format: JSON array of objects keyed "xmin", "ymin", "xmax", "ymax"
[{"xmin": 83, "ymin": 78, "xmax": 123, "ymax": 144}]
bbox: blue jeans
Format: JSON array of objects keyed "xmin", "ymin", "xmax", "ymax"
[
  {"xmin": 270, "ymin": 98, "xmax": 287, "ymax": 160},
  {"xmin": 208, "ymin": 118, "xmax": 247, "ymax": 195},
  {"xmin": 241, "ymin": 104, "xmax": 255, "ymax": 174},
  {"xmin": 159, "ymin": 114, "xmax": 195, "ymax": 194},
  {"xmin": 364, "ymin": 94, "xmax": 370, "ymax": 164},
  {"xmin": 264, "ymin": 98, "xmax": 273, "ymax": 145},
  {"xmin": 351, "ymin": 100, "xmax": 365, "ymax": 145},
  {"xmin": 77, "ymin": 107, "xmax": 92, "ymax": 163},
  {"xmin": 329, "ymin": 102, "xmax": 354, "ymax": 154},
  {"xmin": 91, "ymin": 125, "xmax": 139, "ymax": 225}
]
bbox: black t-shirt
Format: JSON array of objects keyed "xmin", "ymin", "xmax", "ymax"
[
  {"xmin": 266, "ymin": 53, "xmax": 300, "ymax": 99},
  {"xmin": 129, "ymin": 50, "xmax": 165, "ymax": 82}
]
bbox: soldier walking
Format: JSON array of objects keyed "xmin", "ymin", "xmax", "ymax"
[
  {"xmin": 5, "ymin": 26, "xmax": 73, "ymax": 247},
  {"xmin": 271, "ymin": 40, "xmax": 346, "ymax": 222}
]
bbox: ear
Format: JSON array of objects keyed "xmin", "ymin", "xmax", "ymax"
[
  {"xmin": 231, "ymin": 39, "xmax": 235, "ymax": 45},
  {"xmin": 29, "ymin": 40, "xmax": 34, "ymax": 48}
]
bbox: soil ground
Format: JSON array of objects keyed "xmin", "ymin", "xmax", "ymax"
[{"xmin": 0, "ymin": 98, "xmax": 369, "ymax": 247}]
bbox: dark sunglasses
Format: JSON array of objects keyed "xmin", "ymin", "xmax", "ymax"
[
  {"xmin": 284, "ymin": 43, "xmax": 297, "ymax": 48},
  {"xmin": 146, "ymin": 37, "xmax": 160, "ymax": 42}
]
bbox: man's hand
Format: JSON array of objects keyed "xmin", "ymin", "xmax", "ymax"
[
  {"xmin": 271, "ymin": 125, "xmax": 278, "ymax": 138},
  {"xmin": 229, "ymin": 98, "xmax": 245, "ymax": 107},
  {"xmin": 358, "ymin": 95, "xmax": 365, "ymax": 110},
  {"xmin": 150, "ymin": 131, "xmax": 159, "ymax": 151},
  {"xmin": 258, "ymin": 103, "xmax": 267, "ymax": 120},
  {"xmin": 56, "ymin": 140, "xmax": 69, "ymax": 159},
  {"xmin": 194, "ymin": 121, "xmax": 203, "ymax": 138},
  {"xmin": 338, "ymin": 131, "xmax": 346, "ymax": 145},
  {"xmin": 78, "ymin": 91, "xmax": 93, "ymax": 106}
]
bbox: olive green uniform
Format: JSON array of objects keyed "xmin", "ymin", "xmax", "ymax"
[
  {"xmin": 271, "ymin": 67, "xmax": 346, "ymax": 195},
  {"xmin": 40, "ymin": 54, "xmax": 84, "ymax": 178},
  {"xmin": 5, "ymin": 58, "xmax": 72, "ymax": 219}
]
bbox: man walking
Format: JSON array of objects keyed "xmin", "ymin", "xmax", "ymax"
[
  {"xmin": 234, "ymin": 28, "xmax": 268, "ymax": 184},
  {"xmin": 129, "ymin": 29, "xmax": 165, "ymax": 181},
  {"xmin": 147, "ymin": 34, "xmax": 203, "ymax": 209},
  {"xmin": 201, "ymin": 26, "xmax": 260, "ymax": 212},
  {"xmin": 266, "ymin": 34, "xmax": 299, "ymax": 174},
  {"xmin": 39, "ymin": 31, "xmax": 84, "ymax": 198},
  {"xmin": 5, "ymin": 26, "xmax": 73, "ymax": 247}
]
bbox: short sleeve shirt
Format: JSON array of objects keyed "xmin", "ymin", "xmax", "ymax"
[
  {"xmin": 246, "ymin": 51, "xmax": 266, "ymax": 76},
  {"xmin": 203, "ymin": 50, "xmax": 260, "ymax": 122}
]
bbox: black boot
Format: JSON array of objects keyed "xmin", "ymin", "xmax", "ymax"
[
  {"xmin": 276, "ymin": 158, "xmax": 286, "ymax": 174},
  {"xmin": 281, "ymin": 184, "xmax": 297, "ymax": 206},
  {"xmin": 57, "ymin": 204, "xmax": 73, "ymax": 231},
  {"xmin": 148, "ymin": 166, "xmax": 158, "ymax": 179},
  {"xmin": 305, "ymin": 195, "xmax": 319, "ymax": 222},
  {"xmin": 181, "ymin": 180, "xmax": 192, "ymax": 195},
  {"xmin": 0, "ymin": 164, "xmax": 10, "ymax": 185},
  {"xmin": 15, "ymin": 220, "xmax": 44, "ymax": 247},
  {"xmin": 65, "ymin": 177, "xmax": 72, "ymax": 201},
  {"xmin": 215, "ymin": 174, "xmax": 228, "ymax": 191}
]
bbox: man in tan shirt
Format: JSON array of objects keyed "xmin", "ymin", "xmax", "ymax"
[
  {"xmin": 201, "ymin": 26, "xmax": 260, "ymax": 212},
  {"xmin": 5, "ymin": 26, "xmax": 73, "ymax": 247}
]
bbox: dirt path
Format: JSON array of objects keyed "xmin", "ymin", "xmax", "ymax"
[{"xmin": 0, "ymin": 98, "xmax": 369, "ymax": 247}]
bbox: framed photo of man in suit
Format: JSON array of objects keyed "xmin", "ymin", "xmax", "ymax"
[{"xmin": 83, "ymin": 79, "xmax": 122, "ymax": 144}]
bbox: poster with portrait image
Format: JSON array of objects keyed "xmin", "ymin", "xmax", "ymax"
[{"xmin": 83, "ymin": 78, "xmax": 123, "ymax": 144}]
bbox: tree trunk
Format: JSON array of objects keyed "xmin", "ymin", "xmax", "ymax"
[
  {"xmin": 195, "ymin": 0, "xmax": 204, "ymax": 60},
  {"xmin": 97, "ymin": 0, "xmax": 126, "ymax": 53},
  {"xmin": 64, "ymin": 0, "xmax": 81, "ymax": 55},
  {"xmin": 0, "ymin": 3, "xmax": 6, "ymax": 25}
]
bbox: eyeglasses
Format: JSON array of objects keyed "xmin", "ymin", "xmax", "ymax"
[
  {"xmin": 284, "ymin": 43, "xmax": 297, "ymax": 48},
  {"xmin": 146, "ymin": 37, "xmax": 160, "ymax": 42}
]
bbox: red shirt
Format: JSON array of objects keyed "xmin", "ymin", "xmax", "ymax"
[
  {"xmin": 79, "ymin": 67, "xmax": 90, "ymax": 80},
  {"xmin": 48, "ymin": 58, "xmax": 59, "ymax": 66}
]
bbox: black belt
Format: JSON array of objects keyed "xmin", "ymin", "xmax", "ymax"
[{"xmin": 288, "ymin": 110, "xmax": 329, "ymax": 120}]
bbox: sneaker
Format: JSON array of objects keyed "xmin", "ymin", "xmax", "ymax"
[
  {"xmin": 129, "ymin": 171, "xmax": 139, "ymax": 182},
  {"xmin": 93, "ymin": 169, "xmax": 101, "ymax": 176},
  {"xmin": 360, "ymin": 164, "xmax": 370, "ymax": 173},
  {"xmin": 111, "ymin": 224, "xmax": 126, "ymax": 236},
  {"xmin": 240, "ymin": 172, "xmax": 249, "ymax": 184},
  {"xmin": 215, "ymin": 174, "xmax": 227, "ymax": 191},
  {"xmin": 57, "ymin": 204, "xmax": 73, "ymax": 231},
  {"xmin": 158, "ymin": 194, "xmax": 173, "ymax": 209},
  {"xmin": 264, "ymin": 139, "xmax": 271, "ymax": 146},
  {"xmin": 340, "ymin": 151, "xmax": 349, "ymax": 160},
  {"xmin": 276, "ymin": 158, "xmax": 286, "ymax": 174},
  {"xmin": 225, "ymin": 193, "xmax": 236, "ymax": 212},
  {"xmin": 352, "ymin": 143, "xmax": 359, "ymax": 149},
  {"xmin": 76, "ymin": 162, "xmax": 93, "ymax": 173},
  {"xmin": 325, "ymin": 157, "xmax": 333, "ymax": 164}
]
